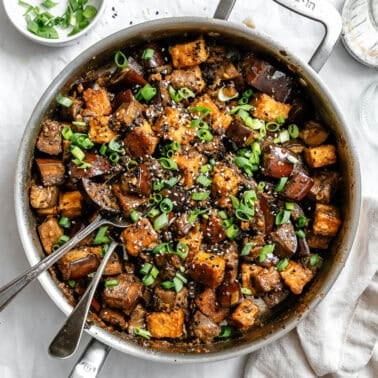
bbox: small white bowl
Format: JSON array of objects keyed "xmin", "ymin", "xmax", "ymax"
[{"xmin": 3, "ymin": 0, "xmax": 105, "ymax": 47}]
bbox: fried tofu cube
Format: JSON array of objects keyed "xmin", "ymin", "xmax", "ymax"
[
  {"xmin": 58, "ymin": 246, "xmax": 102, "ymax": 280},
  {"xmin": 304, "ymin": 145, "xmax": 337, "ymax": 168},
  {"xmin": 121, "ymin": 218, "xmax": 159, "ymax": 256},
  {"xmin": 252, "ymin": 93, "xmax": 292, "ymax": 122},
  {"xmin": 189, "ymin": 251, "xmax": 226, "ymax": 288},
  {"xmin": 30, "ymin": 185, "xmax": 59, "ymax": 209},
  {"xmin": 35, "ymin": 158, "xmax": 65, "ymax": 186},
  {"xmin": 173, "ymin": 150, "xmax": 202, "ymax": 189},
  {"xmin": 170, "ymin": 38, "xmax": 208, "ymax": 68},
  {"xmin": 211, "ymin": 163, "xmax": 240, "ymax": 208},
  {"xmin": 241, "ymin": 264, "xmax": 261, "ymax": 295},
  {"xmin": 88, "ymin": 116, "xmax": 117, "ymax": 144},
  {"xmin": 36, "ymin": 119, "xmax": 62, "ymax": 155},
  {"xmin": 123, "ymin": 119, "xmax": 159, "ymax": 158},
  {"xmin": 299, "ymin": 121, "xmax": 329, "ymax": 146},
  {"xmin": 253, "ymin": 267, "xmax": 282, "ymax": 293},
  {"xmin": 168, "ymin": 65, "xmax": 206, "ymax": 93},
  {"xmin": 191, "ymin": 94, "xmax": 232, "ymax": 132},
  {"xmin": 58, "ymin": 191, "xmax": 83, "ymax": 218},
  {"xmin": 36, "ymin": 207, "xmax": 59, "ymax": 216},
  {"xmin": 306, "ymin": 231, "xmax": 332, "ymax": 250},
  {"xmin": 153, "ymin": 107, "xmax": 196, "ymax": 145},
  {"xmin": 38, "ymin": 217, "xmax": 63, "ymax": 254},
  {"xmin": 82, "ymin": 87, "xmax": 112, "ymax": 117},
  {"xmin": 230, "ymin": 299, "xmax": 259, "ymax": 329},
  {"xmin": 280, "ymin": 261, "xmax": 313, "ymax": 295},
  {"xmin": 313, "ymin": 203, "xmax": 342, "ymax": 237},
  {"xmin": 178, "ymin": 226, "xmax": 203, "ymax": 261},
  {"xmin": 146, "ymin": 309, "xmax": 185, "ymax": 338}
]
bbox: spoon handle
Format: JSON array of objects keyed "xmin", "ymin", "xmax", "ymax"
[
  {"xmin": 49, "ymin": 241, "xmax": 118, "ymax": 359},
  {"xmin": 0, "ymin": 215, "xmax": 106, "ymax": 312}
]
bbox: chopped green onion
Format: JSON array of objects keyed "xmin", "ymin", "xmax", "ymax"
[
  {"xmin": 159, "ymin": 157, "xmax": 178, "ymax": 170},
  {"xmin": 67, "ymin": 279, "xmax": 76, "ymax": 288},
  {"xmin": 99, "ymin": 144, "xmax": 108, "ymax": 156},
  {"xmin": 285, "ymin": 202, "xmax": 295, "ymax": 211},
  {"xmin": 276, "ymin": 115, "xmax": 285, "ymax": 124},
  {"xmin": 191, "ymin": 191, "xmax": 210, "ymax": 201},
  {"xmin": 275, "ymin": 209, "xmax": 291, "ymax": 225},
  {"xmin": 234, "ymin": 156, "xmax": 254, "ymax": 177},
  {"xmin": 114, "ymin": 50, "xmax": 128, "ymax": 69},
  {"xmin": 218, "ymin": 210, "xmax": 228, "ymax": 220},
  {"xmin": 70, "ymin": 145, "xmax": 85, "ymax": 161},
  {"xmin": 152, "ymin": 242, "xmax": 172, "ymax": 255},
  {"xmin": 235, "ymin": 207, "xmax": 255, "ymax": 221},
  {"xmin": 41, "ymin": 0, "xmax": 57, "ymax": 9},
  {"xmin": 188, "ymin": 208, "xmax": 209, "ymax": 223},
  {"xmin": 101, "ymin": 244, "xmax": 109, "ymax": 257},
  {"xmin": 310, "ymin": 254, "xmax": 321, "ymax": 266},
  {"xmin": 296, "ymin": 216, "xmax": 308, "ymax": 228},
  {"xmin": 109, "ymin": 151, "xmax": 120, "ymax": 163},
  {"xmin": 296, "ymin": 230, "xmax": 306, "ymax": 238},
  {"xmin": 153, "ymin": 213, "xmax": 169, "ymax": 230},
  {"xmin": 130, "ymin": 210, "xmax": 140, "ymax": 223},
  {"xmin": 93, "ymin": 226, "xmax": 111, "ymax": 245},
  {"xmin": 136, "ymin": 83, "xmax": 157, "ymax": 102},
  {"xmin": 56, "ymin": 94, "xmax": 73, "ymax": 108},
  {"xmin": 229, "ymin": 104, "xmax": 254, "ymax": 115},
  {"xmin": 200, "ymin": 164, "xmax": 212, "ymax": 173},
  {"xmin": 173, "ymin": 276, "xmax": 184, "ymax": 292},
  {"xmin": 175, "ymin": 272, "xmax": 188, "ymax": 284},
  {"xmin": 150, "ymin": 193, "xmax": 163, "ymax": 205},
  {"xmin": 257, "ymin": 181, "xmax": 265, "ymax": 192},
  {"xmin": 178, "ymin": 87, "xmax": 195, "ymax": 99},
  {"xmin": 277, "ymin": 258, "xmax": 289, "ymax": 272},
  {"xmin": 287, "ymin": 155, "xmax": 298, "ymax": 164},
  {"xmin": 275, "ymin": 177, "xmax": 288, "ymax": 192},
  {"xmin": 62, "ymin": 126, "xmax": 73, "ymax": 140},
  {"xmin": 147, "ymin": 208, "xmax": 160, "ymax": 218},
  {"xmin": 140, "ymin": 263, "xmax": 152, "ymax": 276},
  {"xmin": 58, "ymin": 235, "xmax": 70, "ymax": 244},
  {"xmin": 108, "ymin": 138, "xmax": 125, "ymax": 154},
  {"xmin": 142, "ymin": 275, "xmax": 154, "ymax": 286},
  {"xmin": 83, "ymin": 5, "xmax": 97, "ymax": 19},
  {"xmin": 71, "ymin": 133, "xmax": 94, "ymax": 150},
  {"xmin": 134, "ymin": 327, "xmax": 151, "ymax": 339},
  {"xmin": 217, "ymin": 326, "xmax": 232, "ymax": 339},
  {"xmin": 259, "ymin": 244, "xmax": 275, "ymax": 262},
  {"xmin": 225, "ymin": 224, "xmax": 239, "ymax": 240},
  {"xmin": 222, "ymin": 218, "xmax": 234, "ymax": 228},
  {"xmin": 176, "ymin": 242, "xmax": 189, "ymax": 260},
  {"xmin": 159, "ymin": 198, "xmax": 173, "ymax": 213},
  {"xmin": 197, "ymin": 128, "xmax": 213, "ymax": 142},
  {"xmin": 105, "ymin": 279, "xmax": 119, "ymax": 288},
  {"xmin": 72, "ymin": 159, "xmax": 91, "ymax": 169},
  {"xmin": 161, "ymin": 281, "xmax": 175, "ymax": 289},
  {"xmin": 142, "ymin": 48, "xmax": 154, "ymax": 60},
  {"xmin": 59, "ymin": 216, "xmax": 71, "ymax": 229},
  {"xmin": 266, "ymin": 121, "xmax": 280, "ymax": 132},
  {"xmin": 241, "ymin": 287, "xmax": 252, "ymax": 295},
  {"xmin": 288, "ymin": 124, "xmax": 299, "ymax": 138},
  {"xmin": 278, "ymin": 129, "xmax": 290, "ymax": 143},
  {"xmin": 150, "ymin": 266, "xmax": 160, "ymax": 279},
  {"xmin": 190, "ymin": 105, "xmax": 212, "ymax": 117},
  {"xmin": 241, "ymin": 242, "xmax": 253, "ymax": 256},
  {"xmin": 196, "ymin": 174, "xmax": 212, "ymax": 187}
]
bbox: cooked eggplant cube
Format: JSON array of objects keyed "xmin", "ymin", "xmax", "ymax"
[
  {"xmin": 36, "ymin": 158, "xmax": 65, "ymax": 186},
  {"xmin": 313, "ymin": 203, "xmax": 342, "ymax": 237},
  {"xmin": 58, "ymin": 191, "xmax": 83, "ymax": 218},
  {"xmin": 170, "ymin": 38, "xmax": 208, "ymax": 68},
  {"xmin": 146, "ymin": 309, "xmax": 185, "ymax": 338},
  {"xmin": 299, "ymin": 121, "xmax": 329, "ymax": 146},
  {"xmin": 36, "ymin": 119, "xmax": 62, "ymax": 155},
  {"xmin": 226, "ymin": 119, "xmax": 258, "ymax": 147},
  {"xmin": 189, "ymin": 251, "xmax": 226, "ymax": 288},
  {"xmin": 271, "ymin": 222, "xmax": 298, "ymax": 257},
  {"xmin": 120, "ymin": 163, "xmax": 151, "ymax": 197},
  {"xmin": 282, "ymin": 169, "xmax": 314, "ymax": 201},
  {"xmin": 230, "ymin": 299, "xmax": 259, "ymax": 330},
  {"xmin": 309, "ymin": 171, "xmax": 340, "ymax": 204},
  {"xmin": 217, "ymin": 281, "xmax": 242, "ymax": 307},
  {"xmin": 280, "ymin": 261, "xmax": 313, "ymax": 295},
  {"xmin": 112, "ymin": 184, "xmax": 147, "ymax": 216},
  {"xmin": 263, "ymin": 145, "xmax": 295, "ymax": 178},
  {"xmin": 191, "ymin": 311, "xmax": 220, "ymax": 344},
  {"xmin": 99, "ymin": 308, "xmax": 128, "ymax": 330},
  {"xmin": 70, "ymin": 153, "xmax": 111, "ymax": 180},
  {"xmin": 304, "ymin": 145, "xmax": 337, "ymax": 168},
  {"xmin": 253, "ymin": 267, "xmax": 281, "ymax": 293},
  {"xmin": 82, "ymin": 179, "xmax": 120, "ymax": 213},
  {"xmin": 168, "ymin": 65, "xmax": 206, "ymax": 93},
  {"xmin": 113, "ymin": 96, "xmax": 144, "ymax": 130},
  {"xmin": 195, "ymin": 287, "xmax": 228, "ymax": 323},
  {"xmin": 154, "ymin": 287, "xmax": 188, "ymax": 311},
  {"xmin": 38, "ymin": 217, "xmax": 64, "ymax": 254},
  {"xmin": 252, "ymin": 93, "xmax": 292, "ymax": 122}
]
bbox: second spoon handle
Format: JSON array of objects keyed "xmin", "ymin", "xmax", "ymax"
[
  {"xmin": 0, "ymin": 215, "xmax": 106, "ymax": 312},
  {"xmin": 48, "ymin": 240, "xmax": 119, "ymax": 359}
]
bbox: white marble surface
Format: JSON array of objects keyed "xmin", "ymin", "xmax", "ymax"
[{"xmin": 0, "ymin": 0, "xmax": 377, "ymax": 377}]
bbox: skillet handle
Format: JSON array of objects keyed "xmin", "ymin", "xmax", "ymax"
[
  {"xmin": 69, "ymin": 339, "xmax": 111, "ymax": 378},
  {"xmin": 272, "ymin": 0, "xmax": 342, "ymax": 72}
]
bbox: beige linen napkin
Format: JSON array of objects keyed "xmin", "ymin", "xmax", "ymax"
[{"xmin": 245, "ymin": 197, "xmax": 378, "ymax": 377}]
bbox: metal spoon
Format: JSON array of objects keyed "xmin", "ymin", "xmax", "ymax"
[
  {"xmin": 49, "ymin": 240, "xmax": 119, "ymax": 359},
  {"xmin": 0, "ymin": 215, "xmax": 131, "ymax": 312}
]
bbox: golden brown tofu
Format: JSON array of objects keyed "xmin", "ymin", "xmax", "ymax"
[
  {"xmin": 153, "ymin": 107, "xmax": 196, "ymax": 145},
  {"xmin": 253, "ymin": 267, "xmax": 281, "ymax": 293},
  {"xmin": 30, "ymin": 185, "xmax": 59, "ymax": 209},
  {"xmin": 299, "ymin": 121, "xmax": 330, "ymax": 146},
  {"xmin": 211, "ymin": 163, "xmax": 240, "ymax": 208},
  {"xmin": 168, "ymin": 65, "xmax": 206, "ymax": 93},
  {"xmin": 146, "ymin": 309, "xmax": 185, "ymax": 338},
  {"xmin": 170, "ymin": 38, "xmax": 208, "ymax": 68},
  {"xmin": 252, "ymin": 93, "xmax": 292, "ymax": 122},
  {"xmin": 123, "ymin": 119, "xmax": 159, "ymax": 158},
  {"xmin": 313, "ymin": 203, "xmax": 342, "ymax": 237},
  {"xmin": 191, "ymin": 94, "xmax": 232, "ymax": 132},
  {"xmin": 189, "ymin": 251, "xmax": 226, "ymax": 288},
  {"xmin": 173, "ymin": 150, "xmax": 202, "ymax": 189},
  {"xmin": 304, "ymin": 145, "xmax": 337, "ymax": 168},
  {"xmin": 36, "ymin": 207, "xmax": 59, "ymax": 216},
  {"xmin": 112, "ymin": 184, "xmax": 147, "ymax": 215},
  {"xmin": 59, "ymin": 191, "xmax": 83, "ymax": 218},
  {"xmin": 36, "ymin": 119, "xmax": 62, "ymax": 155},
  {"xmin": 178, "ymin": 226, "xmax": 203, "ymax": 261},
  {"xmin": 280, "ymin": 261, "xmax": 313, "ymax": 295},
  {"xmin": 230, "ymin": 299, "xmax": 259, "ymax": 329},
  {"xmin": 82, "ymin": 87, "xmax": 112, "ymax": 117},
  {"xmin": 121, "ymin": 218, "xmax": 159, "ymax": 256},
  {"xmin": 306, "ymin": 232, "xmax": 332, "ymax": 250},
  {"xmin": 38, "ymin": 217, "xmax": 64, "ymax": 254},
  {"xmin": 88, "ymin": 116, "xmax": 117, "ymax": 144},
  {"xmin": 35, "ymin": 158, "xmax": 65, "ymax": 186},
  {"xmin": 58, "ymin": 246, "xmax": 102, "ymax": 280}
]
